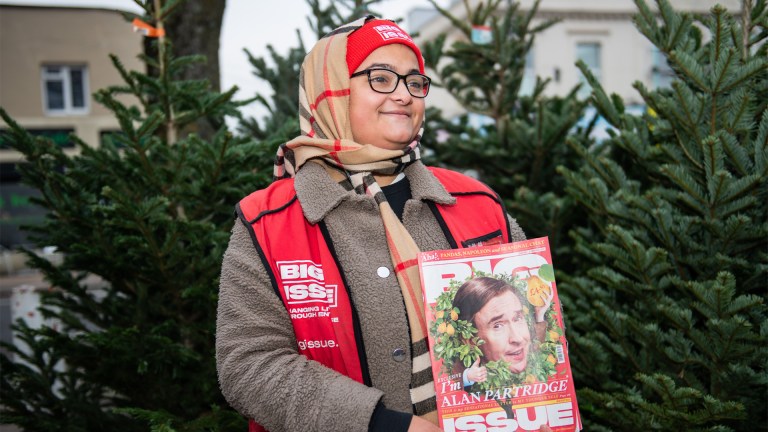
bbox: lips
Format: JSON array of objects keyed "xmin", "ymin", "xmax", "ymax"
[
  {"xmin": 505, "ymin": 348, "xmax": 526, "ymax": 362},
  {"xmin": 381, "ymin": 110, "xmax": 411, "ymax": 117}
]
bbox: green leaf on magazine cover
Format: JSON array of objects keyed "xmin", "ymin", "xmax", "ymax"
[{"xmin": 538, "ymin": 264, "xmax": 555, "ymax": 282}]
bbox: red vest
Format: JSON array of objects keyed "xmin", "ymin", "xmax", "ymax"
[{"xmin": 236, "ymin": 167, "xmax": 511, "ymax": 431}]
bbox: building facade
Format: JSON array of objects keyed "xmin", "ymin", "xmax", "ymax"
[
  {"xmin": 0, "ymin": 5, "xmax": 142, "ymax": 248},
  {"xmin": 407, "ymin": 0, "xmax": 742, "ymax": 118},
  {"xmin": 0, "ymin": 5, "xmax": 143, "ymax": 155}
]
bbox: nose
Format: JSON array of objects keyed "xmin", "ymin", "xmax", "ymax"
[
  {"xmin": 507, "ymin": 325, "xmax": 525, "ymax": 345},
  {"xmin": 391, "ymin": 78, "xmax": 413, "ymax": 102}
]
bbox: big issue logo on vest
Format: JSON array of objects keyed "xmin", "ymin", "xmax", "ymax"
[
  {"xmin": 237, "ymin": 184, "xmax": 365, "ymax": 385},
  {"xmin": 276, "ymin": 258, "xmax": 357, "ymax": 363}
]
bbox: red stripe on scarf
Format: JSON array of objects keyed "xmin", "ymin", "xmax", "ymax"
[
  {"xmin": 395, "ymin": 259, "xmax": 418, "ymax": 273},
  {"xmin": 310, "ymin": 89, "xmax": 350, "ymax": 111},
  {"xmin": 306, "ymin": 113, "xmax": 315, "ymax": 136},
  {"xmin": 329, "ymin": 140, "xmax": 343, "ymax": 164}
]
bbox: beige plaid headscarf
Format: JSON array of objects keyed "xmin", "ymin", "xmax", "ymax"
[{"xmin": 273, "ymin": 16, "xmax": 437, "ymax": 423}]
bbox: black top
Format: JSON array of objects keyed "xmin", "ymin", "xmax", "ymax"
[{"xmin": 381, "ymin": 176, "xmax": 412, "ymax": 221}]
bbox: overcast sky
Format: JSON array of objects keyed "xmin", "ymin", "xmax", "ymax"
[{"xmin": 1, "ymin": 0, "xmax": 443, "ymax": 120}]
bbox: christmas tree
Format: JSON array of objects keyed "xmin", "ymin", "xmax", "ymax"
[
  {"xmin": 0, "ymin": 2, "xmax": 261, "ymax": 430},
  {"xmin": 419, "ymin": 0, "xmax": 592, "ymax": 258},
  {"xmin": 559, "ymin": 0, "xmax": 767, "ymax": 430}
]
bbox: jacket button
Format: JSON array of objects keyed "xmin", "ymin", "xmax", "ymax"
[
  {"xmin": 392, "ymin": 348, "xmax": 406, "ymax": 362},
  {"xmin": 377, "ymin": 266, "xmax": 390, "ymax": 278}
]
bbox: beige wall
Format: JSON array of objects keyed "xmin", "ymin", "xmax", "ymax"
[
  {"xmin": 537, "ymin": 15, "xmax": 652, "ymax": 104},
  {"xmin": 412, "ymin": 0, "xmax": 742, "ymax": 118},
  {"xmin": 0, "ymin": 6, "xmax": 142, "ymax": 160}
]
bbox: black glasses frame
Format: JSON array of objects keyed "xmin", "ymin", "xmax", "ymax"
[{"xmin": 350, "ymin": 68, "xmax": 431, "ymax": 98}]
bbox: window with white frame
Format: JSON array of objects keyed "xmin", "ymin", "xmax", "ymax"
[
  {"xmin": 41, "ymin": 65, "xmax": 89, "ymax": 115},
  {"xmin": 576, "ymin": 42, "xmax": 601, "ymax": 99}
]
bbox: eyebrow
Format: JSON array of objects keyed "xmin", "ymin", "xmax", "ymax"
[
  {"xmin": 484, "ymin": 310, "xmax": 523, "ymax": 327},
  {"xmin": 485, "ymin": 314, "xmax": 505, "ymax": 326},
  {"xmin": 366, "ymin": 63, "xmax": 420, "ymax": 74}
]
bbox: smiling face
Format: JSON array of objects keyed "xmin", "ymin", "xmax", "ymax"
[
  {"xmin": 474, "ymin": 291, "xmax": 532, "ymax": 373},
  {"xmin": 348, "ymin": 44, "xmax": 425, "ymax": 150}
]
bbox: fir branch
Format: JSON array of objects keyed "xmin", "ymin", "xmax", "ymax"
[
  {"xmin": 701, "ymin": 135, "xmax": 725, "ymax": 184},
  {"xmin": 669, "ymin": 50, "xmax": 710, "ymax": 92},
  {"xmin": 718, "ymin": 56, "xmax": 768, "ymax": 93},
  {"xmin": 427, "ymin": 0, "xmax": 471, "ymax": 37},
  {"xmin": 668, "ymin": 82, "xmax": 705, "ymax": 169},
  {"xmin": 755, "ymin": 109, "xmax": 768, "ymax": 175},
  {"xmin": 660, "ymin": 165, "xmax": 707, "ymax": 208}
]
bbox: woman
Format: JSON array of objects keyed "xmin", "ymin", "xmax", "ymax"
[{"xmin": 216, "ymin": 16, "xmax": 525, "ymax": 432}]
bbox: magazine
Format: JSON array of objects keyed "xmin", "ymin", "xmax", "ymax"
[{"xmin": 418, "ymin": 237, "xmax": 581, "ymax": 432}]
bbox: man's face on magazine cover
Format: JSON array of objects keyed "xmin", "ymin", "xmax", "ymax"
[{"xmin": 474, "ymin": 291, "xmax": 531, "ymax": 373}]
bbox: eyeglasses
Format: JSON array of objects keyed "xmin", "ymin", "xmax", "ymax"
[{"xmin": 350, "ymin": 68, "xmax": 431, "ymax": 98}]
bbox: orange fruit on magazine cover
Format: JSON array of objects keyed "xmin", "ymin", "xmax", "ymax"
[{"xmin": 525, "ymin": 275, "xmax": 551, "ymax": 307}]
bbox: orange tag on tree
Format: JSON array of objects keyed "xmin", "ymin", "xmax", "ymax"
[{"xmin": 132, "ymin": 18, "xmax": 165, "ymax": 38}]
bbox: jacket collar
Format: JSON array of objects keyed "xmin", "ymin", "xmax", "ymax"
[{"xmin": 295, "ymin": 161, "xmax": 456, "ymax": 224}]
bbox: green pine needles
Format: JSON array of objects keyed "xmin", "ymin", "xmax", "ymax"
[
  {"xmin": 421, "ymin": 0, "xmax": 591, "ymax": 258},
  {"xmin": 0, "ymin": 2, "xmax": 266, "ymax": 430},
  {"xmin": 560, "ymin": 0, "xmax": 767, "ymax": 430}
]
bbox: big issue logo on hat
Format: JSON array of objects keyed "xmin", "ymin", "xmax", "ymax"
[{"xmin": 346, "ymin": 18, "xmax": 425, "ymax": 76}]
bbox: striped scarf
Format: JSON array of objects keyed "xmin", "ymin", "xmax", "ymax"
[{"xmin": 273, "ymin": 16, "xmax": 437, "ymax": 423}]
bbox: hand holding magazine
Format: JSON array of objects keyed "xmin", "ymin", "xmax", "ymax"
[{"xmin": 418, "ymin": 237, "xmax": 582, "ymax": 432}]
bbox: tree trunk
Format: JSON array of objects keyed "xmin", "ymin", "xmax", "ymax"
[{"xmin": 144, "ymin": 0, "xmax": 226, "ymax": 139}]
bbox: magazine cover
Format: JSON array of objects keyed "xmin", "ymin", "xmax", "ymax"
[{"xmin": 418, "ymin": 237, "xmax": 581, "ymax": 432}]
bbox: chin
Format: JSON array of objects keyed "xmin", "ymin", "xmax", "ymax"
[
  {"xmin": 385, "ymin": 131, "xmax": 418, "ymax": 144},
  {"xmin": 374, "ymin": 141, "xmax": 411, "ymax": 151},
  {"xmin": 505, "ymin": 359, "xmax": 527, "ymax": 374},
  {"xmin": 387, "ymin": 135, "xmax": 414, "ymax": 144}
]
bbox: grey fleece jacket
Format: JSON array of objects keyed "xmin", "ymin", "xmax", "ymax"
[{"xmin": 216, "ymin": 161, "xmax": 525, "ymax": 432}]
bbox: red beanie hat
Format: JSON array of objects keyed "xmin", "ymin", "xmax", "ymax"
[{"xmin": 346, "ymin": 19, "xmax": 425, "ymax": 76}]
